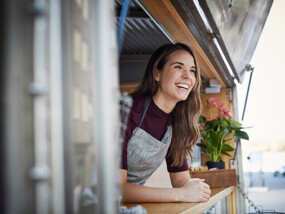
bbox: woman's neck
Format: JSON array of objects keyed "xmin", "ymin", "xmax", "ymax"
[{"xmin": 152, "ymin": 93, "xmax": 177, "ymax": 114}]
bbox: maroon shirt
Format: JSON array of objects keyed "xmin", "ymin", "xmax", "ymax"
[{"xmin": 121, "ymin": 95, "xmax": 188, "ymax": 172}]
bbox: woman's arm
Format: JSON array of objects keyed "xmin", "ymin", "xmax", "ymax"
[
  {"xmin": 121, "ymin": 169, "xmax": 180, "ymax": 202},
  {"xmin": 121, "ymin": 169, "xmax": 211, "ymax": 203},
  {"xmin": 169, "ymin": 171, "xmax": 190, "ymax": 187}
]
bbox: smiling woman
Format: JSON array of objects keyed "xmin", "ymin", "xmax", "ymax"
[
  {"xmin": 153, "ymin": 49, "xmax": 196, "ymax": 107},
  {"xmin": 120, "ymin": 43, "xmax": 211, "ymax": 203}
]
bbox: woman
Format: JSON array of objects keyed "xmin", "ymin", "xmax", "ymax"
[{"xmin": 121, "ymin": 43, "xmax": 211, "ymax": 202}]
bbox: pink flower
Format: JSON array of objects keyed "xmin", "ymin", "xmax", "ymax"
[
  {"xmin": 216, "ymin": 114, "xmax": 227, "ymax": 119},
  {"xmin": 206, "ymin": 117, "xmax": 211, "ymax": 121},
  {"xmin": 217, "ymin": 103, "xmax": 225, "ymax": 111},
  {"xmin": 206, "ymin": 97, "xmax": 233, "ymax": 119},
  {"xmin": 223, "ymin": 108, "xmax": 230, "ymax": 113},
  {"xmin": 208, "ymin": 97, "xmax": 221, "ymax": 107},
  {"xmin": 208, "ymin": 97, "xmax": 221, "ymax": 104},
  {"xmin": 225, "ymin": 111, "xmax": 233, "ymax": 118}
]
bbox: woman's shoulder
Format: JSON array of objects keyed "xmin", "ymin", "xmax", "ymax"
[
  {"xmin": 131, "ymin": 95, "xmax": 147, "ymax": 110},
  {"xmin": 127, "ymin": 95, "xmax": 147, "ymax": 125}
]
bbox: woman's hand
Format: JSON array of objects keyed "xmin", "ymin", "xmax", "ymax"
[{"xmin": 179, "ymin": 178, "xmax": 211, "ymax": 202}]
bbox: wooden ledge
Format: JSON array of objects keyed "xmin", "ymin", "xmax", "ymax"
[{"xmin": 123, "ymin": 186, "xmax": 235, "ymax": 214}]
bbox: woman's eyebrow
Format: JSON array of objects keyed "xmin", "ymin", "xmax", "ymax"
[
  {"xmin": 170, "ymin": 62, "xmax": 184, "ymax": 65},
  {"xmin": 171, "ymin": 62, "xmax": 196, "ymax": 69}
]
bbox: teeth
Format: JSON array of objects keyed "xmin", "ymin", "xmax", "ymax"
[{"xmin": 176, "ymin": 83, "xmax": 189, "ymax": 89}]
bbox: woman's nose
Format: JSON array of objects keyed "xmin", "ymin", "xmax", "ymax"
[{"xmin": 182, "ymin": 69, "xmax": 190, "ymax": 79}]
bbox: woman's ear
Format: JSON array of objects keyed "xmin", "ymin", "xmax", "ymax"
[{"xmin": 155, "ymin": 70, "xmax": 160, "ymax": 82}]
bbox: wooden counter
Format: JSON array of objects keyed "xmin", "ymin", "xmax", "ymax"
[{"xmin": 123, "ymin": 186, "xmax": 235, "ymax": 214}]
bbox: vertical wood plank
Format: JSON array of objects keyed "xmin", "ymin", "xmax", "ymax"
[{"xmin": 230, "ymin": 189, "xmax": 237, "ymax": 214}]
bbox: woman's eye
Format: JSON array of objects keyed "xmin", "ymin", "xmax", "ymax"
[
  {"xmin": 174, "ymin": 65, "xmax": 182, "ymax": 69},
  {"xmin": 190, "ymin": 69, "xmax": 196, "ymax": 74}
]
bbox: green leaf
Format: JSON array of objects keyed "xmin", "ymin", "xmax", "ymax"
[
  {"xmin": 221, "ymin": 129, "xmax": 229, "ymax": 139},
  {"xmin": 220, "ymin": 119, "xmax": 228, "ymax": 128},
  {"xmin": 221, "ymin": 151, "xmax": 231, "ymax": 157},
  {"xmin": 199, "ymin": 115, "xmax": 206, "ymax": 123},
  {"xmin": 224, "ymin": 138, "xmax": 232, "ymax": 143},
  {"xmin": 209, "ymin": 131, "xmax": 220, "ymax": 147},
  {"xmin": 197, "ymin": 143, "xmax": 207, "ymax": 149},
  {"xmin": 207, "ymin": 119, "xmax": 218, "ymax": 128},
  {"xmin": 222, "ymin": 144, "xmax": 235, "ymax": 151},
  {"xmin": 229, "ymin": 119, "xmax": 242, "ymax": 127},
  {"xmin": 235, "ymin": 130, "xmax": 249, "ymax": 140}
]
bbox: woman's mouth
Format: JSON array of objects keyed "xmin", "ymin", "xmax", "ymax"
[{"xmin": 175, "ymin": 83, "xmax": 190, "ymax": 90}]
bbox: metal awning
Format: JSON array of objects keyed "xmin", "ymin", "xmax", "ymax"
[
  {"xmin": 117, "ymin": 0, "xmax": 273, "ymax": 87},
  {"xmin": 201, "ymin": 0, "xmax": 273, "ymax": 83}
]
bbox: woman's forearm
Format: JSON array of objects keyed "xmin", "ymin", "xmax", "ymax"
[
  {"xmin": 122, "ymin": 178, "xmax": 211, "ymax": 203},
  {"xmin": 122, "ymin": 182, "xmax": 182, "ymax": 203}
]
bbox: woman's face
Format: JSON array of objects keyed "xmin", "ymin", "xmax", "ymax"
[{"xmin": 155, "ymin": 50, "xmax": 196, "ymax": 103}]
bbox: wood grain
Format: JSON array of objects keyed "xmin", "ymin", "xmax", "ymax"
[
  {"xmin": 120, "ymin": 82, "xmax": 139, "ymax": 94},
  {"xmin": 123, "ymin": 186, "xmax": 235, "ymax": 214},
  {"xmin": 190, "ymin": 169, "xmax": 237, "ymax": 188}
]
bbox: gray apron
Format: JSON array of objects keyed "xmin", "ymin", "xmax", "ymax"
[{"xmin": 127, "ymin": 97, "xmax": 172, "ymax": 185}]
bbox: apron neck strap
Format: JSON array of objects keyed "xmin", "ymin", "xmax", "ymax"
[
  {"xmin": 167, "ymin": 115, "xmax": 172, "ymax": 126},
  {"xmin": 138, "ymin": 96, "xmax": 172, "ymax": 128},
  {"xmin": 138, "ymin": 96, "xmax": 151, "ymax": 128}
]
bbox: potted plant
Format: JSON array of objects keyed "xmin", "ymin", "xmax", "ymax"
[{"xmin": 197, "ymin": 97, "xmax": 249, "ymax": 169}]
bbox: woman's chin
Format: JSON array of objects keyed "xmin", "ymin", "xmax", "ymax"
[
  {"xmin": 175, "ymin": 95, "xmax": 188, "ymax": 102},
  {"xmin": 178, "ymin": 92, "xmax": 190, "ymax": 100}
]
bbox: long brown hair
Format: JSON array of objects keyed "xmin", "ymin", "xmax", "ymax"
[{"xmin": 132, "ymin": 43, "xmax": 202, "ymax": 167}]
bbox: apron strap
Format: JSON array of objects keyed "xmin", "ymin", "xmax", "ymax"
[
  {"xmin": 167, "ymin": 115, "xmax": 172, "ymax": 126},
  {"xmin": 138, "ymin": 96, "xmax": 172, "ymax": 128},
  {"xmin": 138, "ymin": 96, "xmax": 151, "ymax": 128}
]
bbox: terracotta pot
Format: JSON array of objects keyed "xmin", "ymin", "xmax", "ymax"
[{"xmin": 206, "ymin": 161, "xmax": 225, "ymax": 169}]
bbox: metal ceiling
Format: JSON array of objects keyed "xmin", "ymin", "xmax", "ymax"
[{"xmin": 115, "ymin": 0, "xmax": 171, "ymax": 56}]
